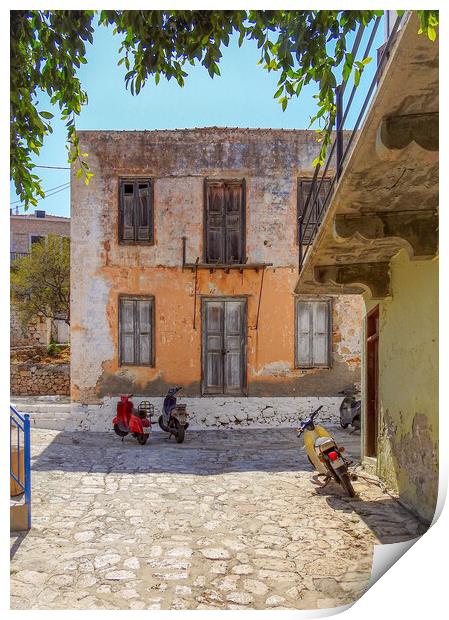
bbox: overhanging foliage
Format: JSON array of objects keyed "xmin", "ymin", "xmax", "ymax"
[{"xmin": 10, "ymin": 10, "xmax": 439, "ymax": 209}]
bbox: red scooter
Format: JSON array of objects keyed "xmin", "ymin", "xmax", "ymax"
[{"xmin": 113, "ymin": 395, "xmax": 153, "ymax": 445}]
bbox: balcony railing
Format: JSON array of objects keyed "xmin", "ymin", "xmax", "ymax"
[
  {"xmin": 10, "ymin": 252, "xmax": 29, "ymax": 262},
  {"xmin": 298, "ymin": 12, "xmax": 404, "ymax": 272}
]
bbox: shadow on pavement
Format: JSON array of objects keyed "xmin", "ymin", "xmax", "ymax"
[
  {"xmin": 313, "ymin": 478, "xmax": 427, "ymax": 543},
  {"xmin": 29, "ymin": 426, "xmax": 424, "ymax": 544},
  {"xmin": 10, "ymin": 532, "xmax": 29, "ymax": 560},
  {"xmin": 31, "ymin": 426, "xmax": 361, "ymax": 476}
]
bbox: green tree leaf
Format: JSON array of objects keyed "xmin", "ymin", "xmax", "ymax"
[{"xmin": 10, "ymin": 9, "xmax": 439, "ymax": 209}]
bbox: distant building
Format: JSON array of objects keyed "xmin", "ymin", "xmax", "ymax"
[
  {"xmin": 10, "ymin": 209, "xmax": 70, "ymax": 346},
  {"xmin": 10, "ymin": 209, "xmax": 70, "ymax": 262}
]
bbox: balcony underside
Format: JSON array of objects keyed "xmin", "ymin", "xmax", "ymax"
[{"xmin": 295, "ymin": 13, "xmax": 438, "ymax": 299}]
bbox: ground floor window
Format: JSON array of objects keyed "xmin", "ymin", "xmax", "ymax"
[
  {"xmin": 295, "ymin": 298, "xmax": 332, "ymax": 368},
  {"xmin": 119, "ymin": 296, "xmax": 154, "ymax": 366}
]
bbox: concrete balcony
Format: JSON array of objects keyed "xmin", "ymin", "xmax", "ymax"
[{"xmin": 295, "ymin": 13, "xmax": 438, "ymax": 299}]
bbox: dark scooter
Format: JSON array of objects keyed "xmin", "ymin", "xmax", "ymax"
[
  {"xmin": 158, "ymin": 386, "xmax": 189, "ymax": 443},
  {"xmin": 339, "ymin": 387, "xmax": 361, "ymax": 430},
  {"xmin": 113, "ymin": 394, "xmax": 154, "ymax": 445}
]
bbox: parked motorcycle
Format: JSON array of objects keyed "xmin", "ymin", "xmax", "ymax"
[
  {"xmin": 158, "ymin": 386, "xmax": 189, "ymax": 443},
  {"xmin": 113, "ymin": 394, "xmax": 154, "ymax": 445},
  {"xmin": 339, "ymin": 387, "xmax": 361, "ymax": 430},
  {"xmin": 296, "ymin": 405, "xmax": 357, "ymax": 497}
]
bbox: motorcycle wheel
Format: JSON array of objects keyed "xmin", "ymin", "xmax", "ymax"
[
  {"xmin": 137, "ymin": 433, "xmax": 148, "ymax": 445},
  {"xmin": 175, "ymin": 424, "xmax": 185, "ymax": 444},
  {"xmin": 158, "ymin": 415, "xmax": 170, "ymax": 433},
  {"xmin": 352, "ymin": 415, "xmax": 361, "ymax": 430},
  {"xmin": 339, "ymin": 471, "xmax": 356, "ymax": 497},
  {"xmin": 113, "ymin": 424, "xmax": 128, "ymax": 438}
]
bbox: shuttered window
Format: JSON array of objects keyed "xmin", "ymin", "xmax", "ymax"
[
  {"xmin": 205, "ymin": 180, "xmax": 245, "ymax": 264},
  {"xmin": 119, "ymin": 296, "xmax": 154, "ymax": 366},
  {"xmin": 119, "ymin": 179, "xmax": 153, "ymax": 244},
  {"xmin": 297, "ymin": 178, "xmax": 332, "ymax": 244},
  {"xmin": 295, "ymin": 299, "xmax": 332, "ymax": 368}
]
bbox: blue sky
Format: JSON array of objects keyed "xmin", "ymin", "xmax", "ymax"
[{"xmin": 10, "ymin": 16, "xmax": 385, "ymax": 218}]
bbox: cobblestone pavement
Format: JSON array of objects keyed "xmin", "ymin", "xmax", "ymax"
[{"xmin": 10, "ymin": 426, "xmax": 425, "ymax": 610}]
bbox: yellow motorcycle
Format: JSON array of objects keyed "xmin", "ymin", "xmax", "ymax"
[{"xmin": 297, "ymin": 406, "xmax": 356, "ymax": 497}]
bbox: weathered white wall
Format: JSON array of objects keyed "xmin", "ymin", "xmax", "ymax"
[{"xmin": 67, "ymin": 396, "xmax": 343, "ymax": 432}]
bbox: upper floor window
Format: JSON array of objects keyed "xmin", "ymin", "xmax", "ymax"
[
  {"xmin": 295, "ymin": 298, "xmax": 332, "ymax": 368},
  {"xmin": 30, "ymin": 234, "xmax": 45, "ymax": 247},
  {"xmin": 119, "ymin": 179, "xmax": 154, "ymax": 244},
  {"xmin": 204, "ymin": 179, "xmax": 245, "ymax": 264},
  {"xmin": 297, "ymin": 178, "xmax": 332, "ymax": 244}
]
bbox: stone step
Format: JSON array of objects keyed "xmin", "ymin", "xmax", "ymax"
[
  {"xmin": 29, "ymin": 416, "xmax": 71, "ymax": 431},
  {"xmin": 11, "ymin": 395, "xmax": 71, "ymax": 403},
  {"xmin": 11, "ymin": 402, "xmax": 72, "ymax": 414}
]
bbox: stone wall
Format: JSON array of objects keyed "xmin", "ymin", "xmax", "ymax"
[
  {"xmin": 11, "ymin": 362, "xmax": 70, "ymax": 396},
  {"xmin": 10, "ymin": 307, "xmax": 49, "ymax": 347},
  {"xmin": 11, "ymin": 307, "xmax": 70, "ymax": 348}
]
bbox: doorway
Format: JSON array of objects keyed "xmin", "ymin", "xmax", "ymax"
[
  {"xmin": 365, "ymin": 305, "xmax": 379, "ymax": 457},
  {"xmin": 202, "ymin": 298, "xmax": 247, "ymax": 395}
]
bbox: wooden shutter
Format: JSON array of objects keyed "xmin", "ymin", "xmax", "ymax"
[
  {"xmin": 119, "ymin": 180, "xmax": 153, "ymax": 243},
  {"xmin": 298, "ymin": 178, "xmax": 331, "ymax": 244},
  {"xmin": 119, "ymin": 297, "xmax": 154, "ymax": 366},
  {"xmin": 136, "ymin": 182, "xmax": 153, "ymax": 242},
  {"xmin": 312, "ymin": 301, "xmax": 330, "ymax": 366},
  {"xmin": 205, "ymin": 180, "xmax": 244, "ymax": 263},
  {"xmin": 136, "ymin": 298, "xmax": 153, "ymax": 365},
  {"xmin": 296, "ymin": 299, "xmax": 331, "ymax": 367},
  {"xmin": 205, "ymin": 183, "xmax": 225, "ymax": 262},
  {"xmin": 223, "ymin": 300, "xmax": 245, "ymax": 394},
  {"xmin": 296, "ymin": 301, "xmax": 313, "ymax": 366},
  {"xmin": 203, "ymin": 301, "xmax": 224, "ymax": 394},
  {"xmin": 120, "ymin": 298, "xmax": 136, "ymax": 364},
  {"xmin": 120, "ymin": 182, "xmax": 135, "ymax": 241},
  {"xmin": 225, "ymin": 182, "xmax": 244, "ymax": 264}
]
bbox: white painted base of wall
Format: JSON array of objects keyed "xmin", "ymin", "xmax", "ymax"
[{"xmin": 65, "ymin": 396, "xmax": 343, "ymax": 432}]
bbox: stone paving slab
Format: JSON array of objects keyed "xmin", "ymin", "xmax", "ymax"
[{"xmin": 10, "ymin": 426, "xmax": 425, "ymax": 610}]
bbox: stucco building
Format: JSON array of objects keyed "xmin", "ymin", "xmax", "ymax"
[
  {"xmin": 70, "ymin": 128, "xmax": 362, "ymax": 428},
  {"xmin": 295, "ymin": 13, "xmax": 438, "ymax": 523}
]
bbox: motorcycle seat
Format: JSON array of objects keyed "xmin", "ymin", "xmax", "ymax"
[{"xmin": 315, "ymin": 437, "xmax": 336, "ymax": 451}]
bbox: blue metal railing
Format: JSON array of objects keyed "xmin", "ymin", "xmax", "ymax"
[
  {"xmin": 298, "ymin": 12, "xmax": 405, "ymax": 271},
  {"xmin": 10, "ymin": 405, "xmax": 31, "ymax": 529}
]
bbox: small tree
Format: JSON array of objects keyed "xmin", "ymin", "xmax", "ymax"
[{"xmin": 11, "ymin": 234, "xmax": 70, "ymax": 327}]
